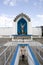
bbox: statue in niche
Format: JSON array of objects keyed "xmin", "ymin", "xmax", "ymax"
[{"xmin": 21, "ymin": 23, "xmax": 26, "ymax": 34}]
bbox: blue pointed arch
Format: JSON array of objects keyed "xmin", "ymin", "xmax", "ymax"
[{"xmin": 17, "ymin": 18, "xmax": 27, "ymax": 35}]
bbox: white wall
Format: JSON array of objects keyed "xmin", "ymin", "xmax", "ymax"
[
  {"xmin": 0, "ymin": 27, "xmax": 13, "ymax": 35},
  {"xmin": 32, "ymin": 27, "xmax": 42, "ymax": 36},
  {"xmin": 12, "ymin": 22, "xmax": 17, "ymax": 35},
  {"xmin": 0, "ymin": 17, "xmax": 42, "ymax": 37},
  {"xmin": 0, "ymin": 26, "xmax": 42, "ymax": 37},
  {"xmin": 28, "ymin": 22, "xmax": 32, "ymax": 35}
]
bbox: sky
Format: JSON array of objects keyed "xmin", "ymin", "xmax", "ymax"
[{"xmin": 0, "ymin": 0, "xmax": 43, "ymax": 27}]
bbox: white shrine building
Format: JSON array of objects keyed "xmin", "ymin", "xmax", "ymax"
[
  {"xmin": 0, "ymin": 13, "xmax": 43, "ymax": 65},
  {"xmin": 0, "ymin": 13, "xmax": 43, "ymax": 40}
]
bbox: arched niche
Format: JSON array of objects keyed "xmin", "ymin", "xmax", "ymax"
[
  {"xmin": 13, "ymin": 13, "xmax": 32, "ymax": 35},
  {"xmin": 17, "ymin": 18, "xmax": 27, "ymax": 35}
]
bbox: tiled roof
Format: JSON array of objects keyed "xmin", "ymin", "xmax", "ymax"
[{"xmin": 14, "ymin": 13, "xmax": 31, "ymax": 22}]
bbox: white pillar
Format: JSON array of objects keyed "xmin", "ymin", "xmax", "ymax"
[{"xmin": 31, "ymin": 36, "xmax": 33, "ymax": 40}]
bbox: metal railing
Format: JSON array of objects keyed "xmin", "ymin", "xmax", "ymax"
[{"xmin": 0, "ymin": 46, "xmax": 16, "ymax": 65}]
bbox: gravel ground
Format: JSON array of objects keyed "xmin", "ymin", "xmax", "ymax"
[
  {"xmin": 33, "ymin": 38, "xmax": 43, "ymax": 44},
  {"xmin": 0, "ymin": 38, "xmax": 43, "ymax": 65},
  {"xmin": 0, "ymin": 46, "xmax": 6, "ymax": 53},
  {"xmin": 0, "ymin": 38, "xmax": 12, "ymax": 46},
  {"xmin": 31, "ymin": 46, "xmax": 43, "ymax": 65}
]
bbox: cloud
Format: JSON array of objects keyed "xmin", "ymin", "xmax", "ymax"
[
  {"xmin": 3, "ymin": 0, "xmax": 17, "ymax": 6},
  {"xmin": 37, "ymin": 14, "xmax": 43, "ymax": 17},
  {"xmin": 3, "ymin": 0, "xmax": 29, "ymax": 6},
  {"xmin": 31, "ymin": 18, "xmax": 40, "ymax": 27},
  {"xmin": 36, "ymin": 14, "xmax": 43, "ymax": 26},
  {"xmin": 0, "ymin": 14, "xmax": 13, "ymax": 27},
  {"xmin": 3, "ymin": 0, "xmax": 10, "ymax": 5},
  {"xmin": 37, "ymin": 14, "xmax": 43, "ymax": 20},
  {"xmin": 31, "ymin": 15, "xmax": 43, "ymax": 27},
  {"xmin": 9, "ymin": 0, "xmax": 17, "ymax": 6}
]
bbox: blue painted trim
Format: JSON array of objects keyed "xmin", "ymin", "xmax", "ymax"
[
  {"xmin": 19, "ymin": 44, "xmax": 40, "ymax": 65},
  {"xmin": 28, "ymin": 45, "xmax": 40, "ymax": 65},
  {"xmin": 10, "ymin": 44, "xmax": 40, "ymax": 65},
  {"xmin": 18, "ymin": 44, "xmax": 28, "ymax": 46},
  {"xmin": 10, "ymin": 45, "xmax": 19, "ymax": 65},
  {"xmin": 12, "ymin": 35, "xmax": 32, "ymax": 36}
]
